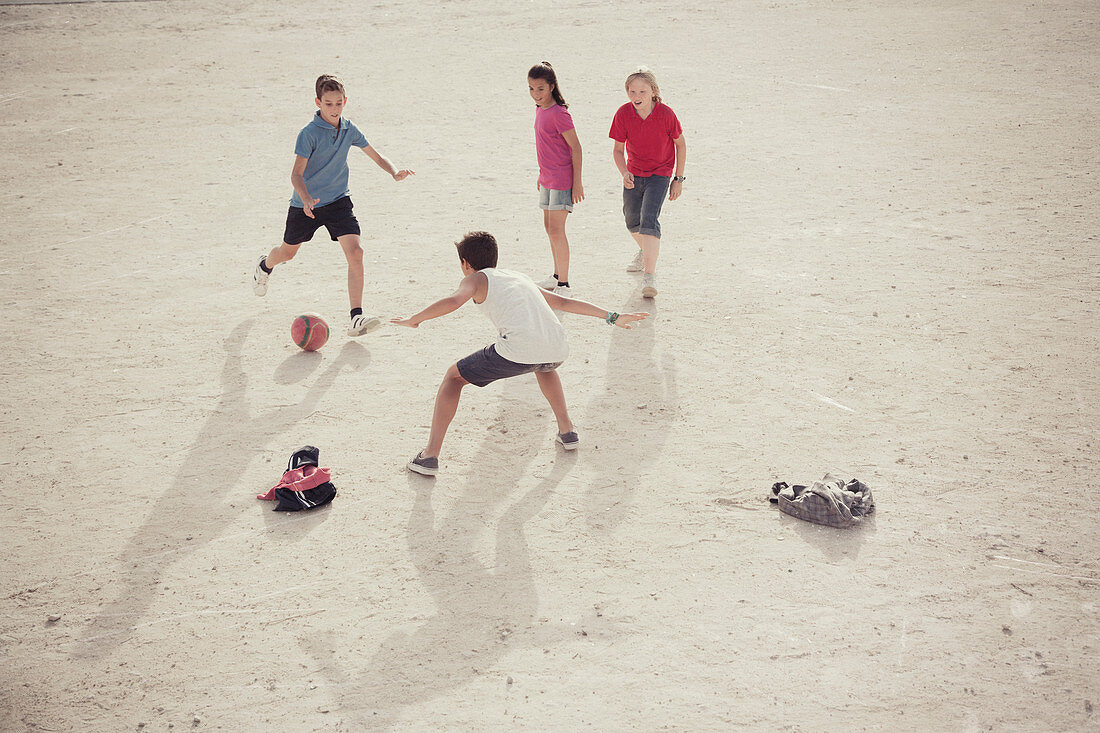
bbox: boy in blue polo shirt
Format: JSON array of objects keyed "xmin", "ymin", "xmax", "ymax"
[{"xmin": 253, "ymin": 74, "xmax": 414, "ymax": 336}]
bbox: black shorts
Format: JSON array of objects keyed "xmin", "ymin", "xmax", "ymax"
[
  {"xmin": 456, "ymin": 345, "xmax": 562, "ymax": 388},
  {"xmin": 282, "ymin": 196, "xmax": 361, "ymax": 245}
]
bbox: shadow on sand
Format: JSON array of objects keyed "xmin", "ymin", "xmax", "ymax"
[
  {"xmin": 72, "ymin": 318, "xmax": 369, "ymax": 658},
  {"xmin": 584, "ymin": 295, "xmax": 678, "ymax": 530},
  {"xmin": 302, "ymin": 381, "xmax": 590, "ymax": 728}
]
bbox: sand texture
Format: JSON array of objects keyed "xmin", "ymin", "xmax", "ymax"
[{"xmin": 1, "ymin": 0, "xmax": 1098, "ymax": 730}]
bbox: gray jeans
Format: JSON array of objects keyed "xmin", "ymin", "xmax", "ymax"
[{"xmin": 623, "ymin": 174, "xmax": 670, "ymax": 238}]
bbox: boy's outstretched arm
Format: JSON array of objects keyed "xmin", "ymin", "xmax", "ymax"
[
  {"xmin": 362, "ymin": 145, "xmax": 415, "ymax": 181},
  {"xmin": 391, "ymin": 272, "xmax": 483, "ymax": 328},
  {"xmin": 541, "ymin": 290, "xmax": 649, "ymax": 329}
]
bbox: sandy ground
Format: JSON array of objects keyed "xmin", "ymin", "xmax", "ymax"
[{"xmin": 1, "ymin": 0, "xmax": 1098, "ymax": 730}]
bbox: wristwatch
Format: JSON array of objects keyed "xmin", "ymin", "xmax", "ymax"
[{"xmin": 673, "ymin": 175, "xmax": 686, "ymax": 182}]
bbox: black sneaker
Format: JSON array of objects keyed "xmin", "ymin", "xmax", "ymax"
[
  {"xmin": 407, "ymin": 451, "xmax": 439, "ymax": 476},
  {"xmin": 555, "ymin": 431, "xmax": 580, "ymax": 451}
]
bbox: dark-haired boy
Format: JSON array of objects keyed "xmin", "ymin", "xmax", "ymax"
[
  {"xmin": 391, "ymin": 231, "xmax": 648, "ymax": 475},
  {"xmin": 253, "ymin": 74, "xmax": 414, "ymax": 336}
]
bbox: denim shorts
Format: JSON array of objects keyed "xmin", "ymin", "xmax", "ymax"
[
  {"xmin": 539, "ymin": 185, "xmax": 574, "ymax": 212},
  {"xmin": 282, "ymin": 195, "xmax": 361, "ymax": 245},
  {"xmin": 622, "ymin": 175, "xmax": 670, "ymax": 238},
  {"xmin": 456, "ymin": 344, "xmax": 562, "ymax": 388}
]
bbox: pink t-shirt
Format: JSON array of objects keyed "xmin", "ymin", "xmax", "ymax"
[
  {"xmin": 608, "ymin": 102, "xmax": 683, "ymax": 177},
  {"xmin": 534, "ymin": 104, "xmax": 576, "ymax": 191}
]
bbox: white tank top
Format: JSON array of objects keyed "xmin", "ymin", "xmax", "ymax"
[{"xmin": 477, "ymin": 268, "xmax": 569, "ymax": 364}]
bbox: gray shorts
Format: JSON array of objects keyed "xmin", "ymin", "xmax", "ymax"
[
  {"xmin": 539, "ymin": 185, "xmax": 574, "ymax": 212},
  {"xmin": 456, "ymin": 344, "xmax": 562, "ymax": 388}
]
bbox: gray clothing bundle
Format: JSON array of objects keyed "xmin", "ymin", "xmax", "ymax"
[{"xmin": 770, "ymin": 472, "xmax": 875, "ymax": 528}]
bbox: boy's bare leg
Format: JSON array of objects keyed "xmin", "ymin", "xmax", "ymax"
[
  {"xmin": 423, "ymin": 364, "xmax": 469, "ymax": 459},
  {"xmin": 264, "ymin": 242, "xmax": 300, "ymax": 267},
  {"xmin": 337, "ymin": 234, "xmax": 365, "ymax": 310},
  {"xmin": 544, "ymin": 209, "xmax": 571, "ymax": 283},
  {"xmin": 631, "ymin": 232, "xmax": 660, "ymax": 274},
  {"xmin": 535, "ymin": 369, "xmax": 574, "ymax": 434}
]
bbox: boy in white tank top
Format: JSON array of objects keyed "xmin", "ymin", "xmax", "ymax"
[{"xmin": 390, "ymin": 231, "xmax": 648, "ymax": 475}]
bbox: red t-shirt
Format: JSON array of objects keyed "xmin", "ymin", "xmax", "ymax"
[{"xmin": 608, "ymin": 102, "xmax": 683, "ymax": 177}]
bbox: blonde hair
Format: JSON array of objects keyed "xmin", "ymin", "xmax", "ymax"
[{"xmin": 625, "ymin": 68, "xmax": 661, "ymax": 104}]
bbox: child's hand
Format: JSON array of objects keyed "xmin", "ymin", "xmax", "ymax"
[
  {"xmin": 392, "ymin": 169, "xmax": 415, "ymax": 181},
  {"xmin": 614, "ymin": 312, "xmax": 649, "ymax": 329},
  {"xmin": 302, "ymin": 196, "xmax": 320, "ymax": 218},
  {"xmin": 669, "ymin": 179, "xmax": 683, "ymax": 201},
  {"xmin": 622, "ymin": 172, "xmax": 635, "ymax": 189},
  {"xmin": 390, "ymin": 316, "xmax": 418, "ymax": 328},
  {"xmin": 572, "ymin": 182, "xmax": 585, "ymax": 204}
]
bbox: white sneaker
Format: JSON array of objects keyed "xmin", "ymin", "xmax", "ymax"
[
  {"xmin": 348, "ymin": 314, "xmax": 382, "ymax": 336},
  {"xmin": 626, "ymin": 250, "xmax": 644, "ymax": 272},
  {"xmin": 537, "ymin": 275, "xmax": 558, "ymax": 291},
  {"xmin": 253, "ymin": 256, "xmax": 270, "ymax": 296},
  {"xmin": 554, "ymin": 284, "xmax": 572, "ymax": 299},
  {"xmin": 641, "ymin": 273, "xmax": 658, "ymax": 298}
]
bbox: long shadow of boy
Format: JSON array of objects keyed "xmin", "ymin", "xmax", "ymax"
[
  {"xmin": 73, "ymin": 318, "xmax": 368, "ymax": 658},
  {"xmin": 302, "ymin": 388, "xmax": 584, "ymax": 729}
]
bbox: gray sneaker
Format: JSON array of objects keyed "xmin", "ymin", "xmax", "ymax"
[
  {"xmin": 641, "ymin": 273, "xmax": 658, "ymax": 298},
  {"xmin": 555, "ymin": 431, "xmax": 580, "ymax": 450},
  {"xmin": 407, "ymin": 452, "xmax": 439, "ymax": 476},
  {"xmin": 626, "ymin": 250, "xmax": 644, "ymax": 272},
  {"xmin": 348, "ymin": 313, "xmax": 382, "ymax": 336},
  {"xmin": 253, "ymin": 256, "xmax": 270, "ymax": 296}
]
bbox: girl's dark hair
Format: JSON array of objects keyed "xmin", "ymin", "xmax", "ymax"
[
  {"xmin": 527, "ymin": 62, "xmax": 567, "ymax": 108},
  {"xmin": 455, "ymin": 231, "xmax": 498, "ymax": 270}
]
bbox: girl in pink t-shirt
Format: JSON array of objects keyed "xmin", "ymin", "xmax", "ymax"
[{"xmin": 528, "ymin": 62, "xmax": 584, "ymax": 295}]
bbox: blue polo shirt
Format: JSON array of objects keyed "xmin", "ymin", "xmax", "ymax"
[{"xmin": 291, "ymin": 111, "xmax": 369, "ymax": 208}]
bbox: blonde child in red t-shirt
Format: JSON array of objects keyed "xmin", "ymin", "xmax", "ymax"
[
  {"xmin": 528, "ymin": 62, "xmax": 584, "ymax": 297},
  {"xmin": 609, "ymin": 68, "xmax": 686, "ymax": 298}
]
